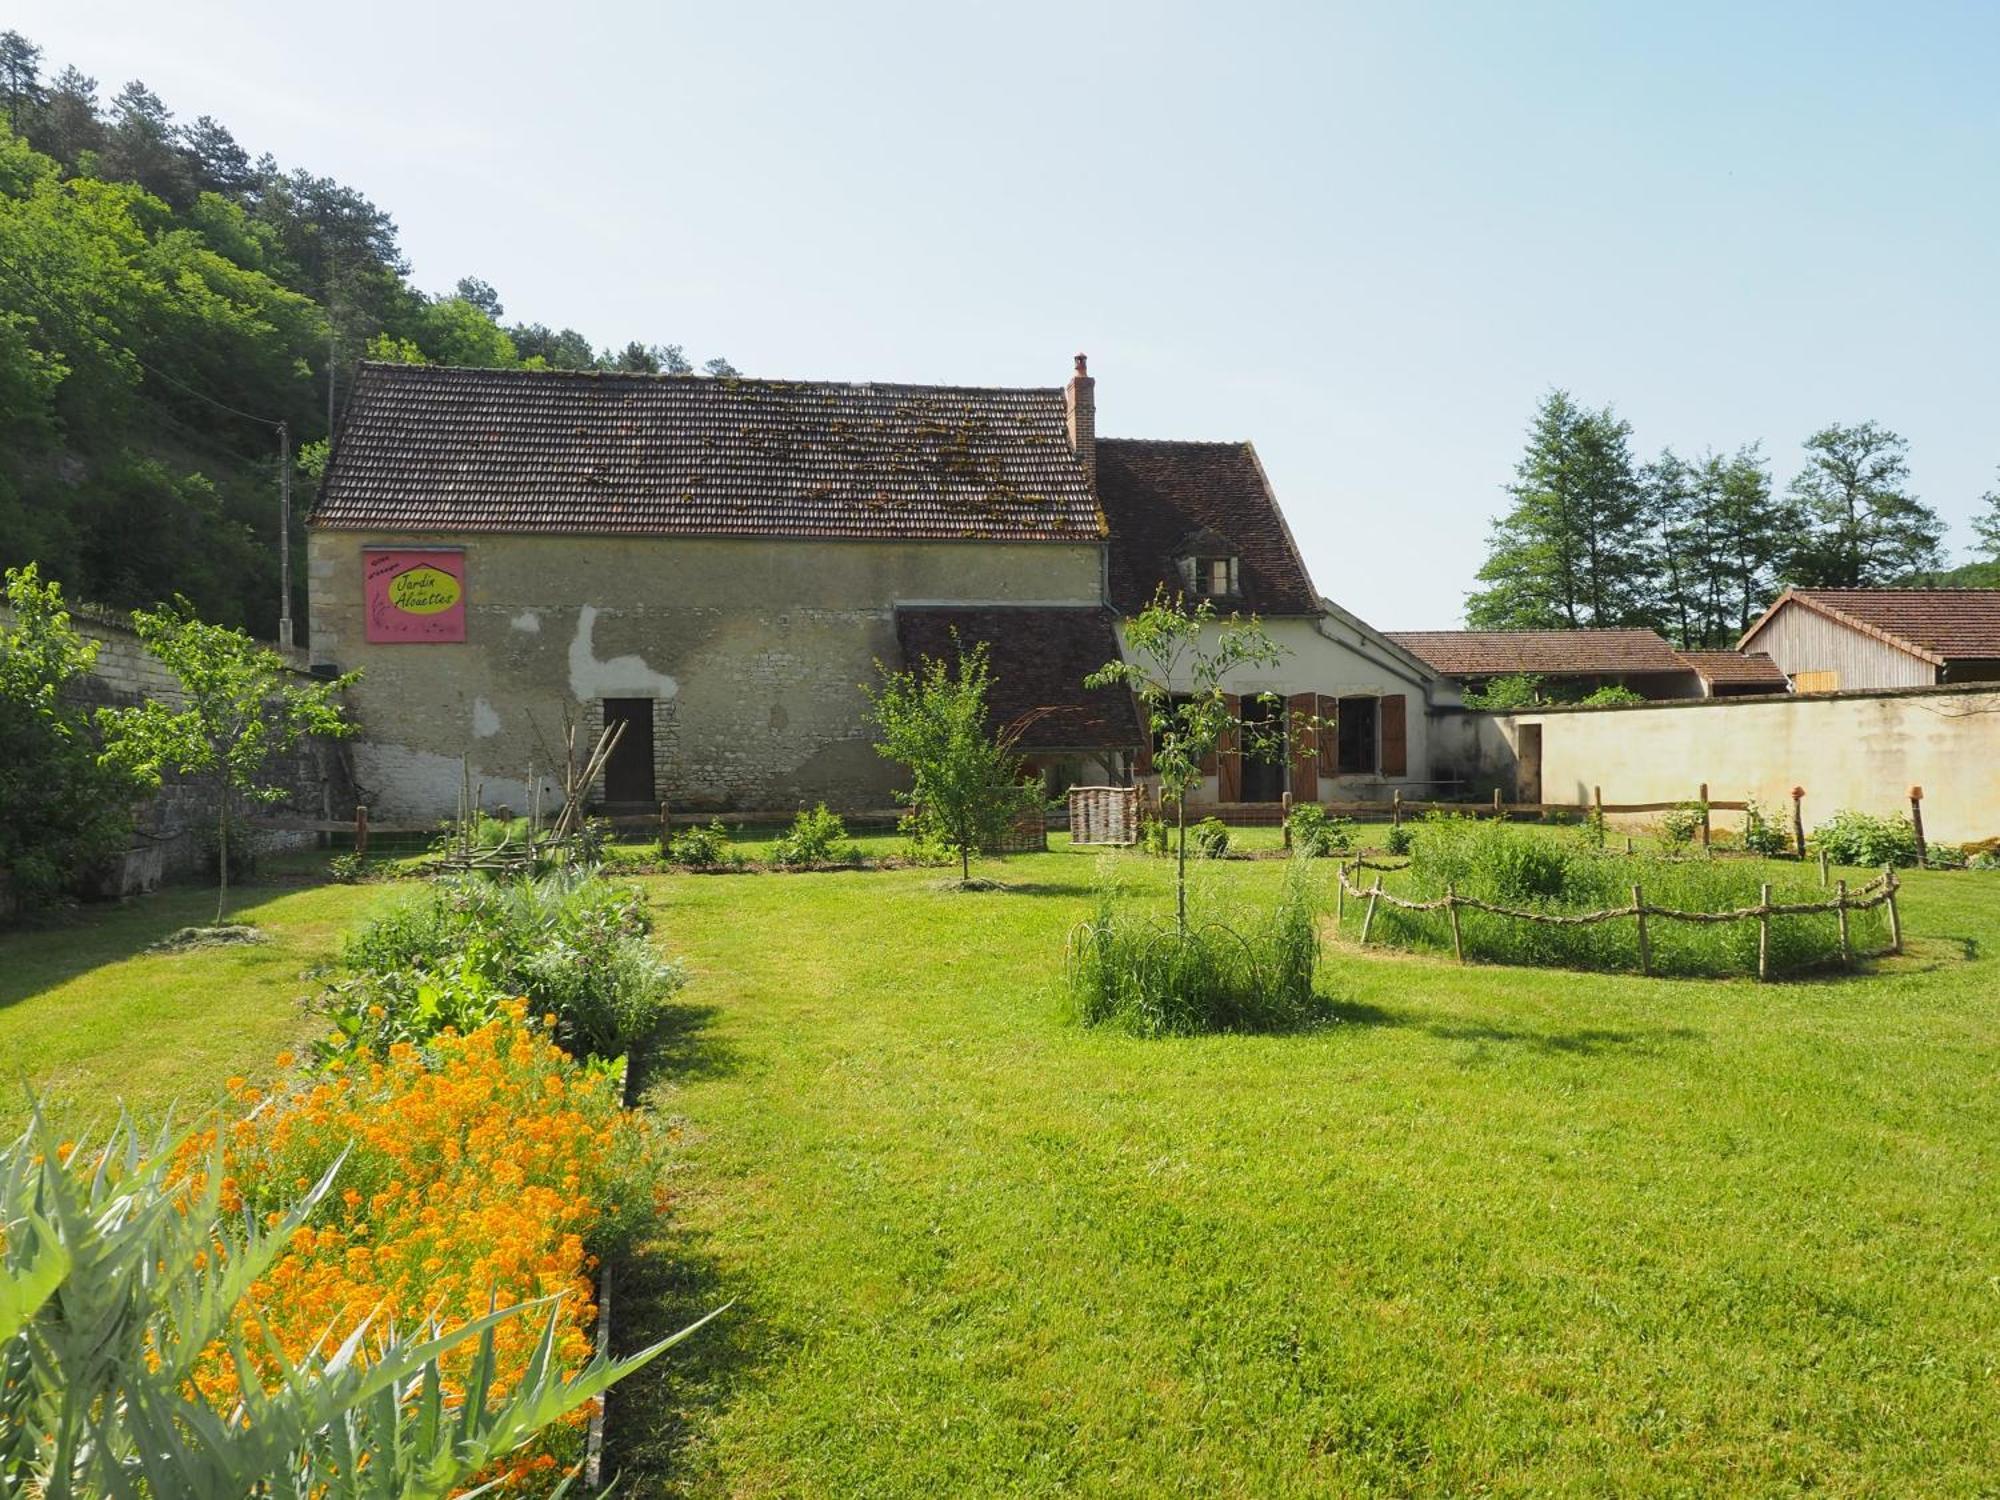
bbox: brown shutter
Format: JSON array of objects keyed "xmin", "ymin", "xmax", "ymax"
[
  {"xmin": 1288, "ymin": 692, "xmax": 1319, "ymax": 802},
  {"xmin": 1216, "ymin": 694, "xmax": 1242, "ymax": 802},
  {"xmin": 1317, "ymin": 695, "xmax": 1338, "ymax": 776},
  {"xmin": 1380, "ymin": 694, "xmax": 1408, "ymax": 778}
]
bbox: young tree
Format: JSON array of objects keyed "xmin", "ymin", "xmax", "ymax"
[
  {"xmin": 0, "ymin": 565, "xmax": 146, "ymax": 907},
  {"xmin": 117, "ymin": 600, "xmax": 354, "ymax": 922},
  {"xmin": 1969, "ymin": 468, "xmax": 2000, "ymax": 561},
  {"xmin": 1466, "ymin": 391, "xmax": 1652, "ymax": 630},
  {"xmin": 1785, "ymin": 421, "xmax": 1944, "ymax": 586},
  {"xmin": 864, "ymin": 636, "xmax": 1037, "ymax": 885},
  {"xmin": 1086, "ymin": 592, "xmax": 1285, "ymax": 932}
]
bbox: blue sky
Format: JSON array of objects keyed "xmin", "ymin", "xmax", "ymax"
[{"xmin": 17, "ymin": 0, "xmax": 1999, "ymax": 627}]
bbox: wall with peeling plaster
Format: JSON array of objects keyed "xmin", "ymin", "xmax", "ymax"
[{"xmin": 308, "ymin": 532, "xmax": 1103, "ymax": 817}]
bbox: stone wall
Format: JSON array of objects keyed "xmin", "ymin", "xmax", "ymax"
[
  {"xmin": 307, "ymin": 531, "xmax": 1106, "ymax": 818},
  {"xmin": 1432, "ymin": 685, "xmax": 2000, "ymax": 843}
]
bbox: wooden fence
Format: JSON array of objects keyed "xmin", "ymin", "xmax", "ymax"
[
  {"xmin": 1331, "ymin": 858, "xmax": 1902, "ymax": 981},
  {"xmin": 1069, "ymin": 786, "xmax": 1140, "ymax": 846}
]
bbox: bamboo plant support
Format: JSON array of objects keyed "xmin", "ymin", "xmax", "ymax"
[
  {"xmin": 1835, "ymin": 879, "xmax": 1851, "ymax": 967},
  {"xmin": 1632, "ymin": 884, "xmax": 1650, "ymax": 977},
  {"xmin": 1446, "ymin": 882, "xmax": 1464, "ymax": 964},
  {"xmin": 1756, "ymin": 882, "xmax": 1773, "ymax": 982},
  {"xmin": 1359, "ymin": 874, "xmax": 1384, "ymax": 946}
]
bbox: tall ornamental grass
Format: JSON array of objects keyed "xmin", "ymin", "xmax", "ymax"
[
  {"xmin": 1369, "ymin": 817, "xmax": 1886, "ymax": 978},
  {"xmin": 1067, "ymin": 858, "xmax": 1323, "ymax": 1036}
]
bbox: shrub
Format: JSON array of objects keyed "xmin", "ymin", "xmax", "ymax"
[
  {"xmin": 1286, "ymin": 803, "xmax": 1353, "ymax": 857},
  {"xmin": 1138, "ymin": 817, "xmax": 1170, "ymax": 857},
  {"xmin": 897, "ymin": 812, "xmax": 955, "ymax": 867},
  {"xmin": 1742, "ymin": 799, "xmax": 1792, "ymax": 857},
  {"xmin": 1579, "ymin": 683, "xmax": 1646, "ymax": 706},
  {"xmin": 666, "ymin": 819, "xmax": 732, "ymax": 866},
  {"xmin": 774, "ymin": 803, "xmax": 860, "ymax": 867},
  {"xmin": 1812, "ymin": 809, "xmax": 1922, "ymax": 868},
  {"xmin": 326, "ymin": 851, "xmax": 365, "ymax": 883},
  {"xmin": 1192, "ymin": 816, "xmax": 1230, "ymax": 859},
  {"xmin": 1384, "ymin": 823, "xmax": 1413, "ymax": 857},
  {"xmin": 329, "ymin": 869, "xmax": 683, "ymax": 1058},
  {"xmin": 1, "ymin": 1038, "xmax": 699, "ymax": 1497},
  {"xmin": 1066, "ymin": 858, "xmax": 1323, "ymax": 1036},
  {"xmin": 1658, "ymin": 802, "xmax": 1705, "ymax": 851}
]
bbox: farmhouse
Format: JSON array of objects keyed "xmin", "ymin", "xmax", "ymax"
[
  {"xmin": 307, "ymin": 356, "xmax": 1446, "ymax": 818},
  {"xmin": 1738, "ymin": 588, "xmax": 2000, "ymax": 692}
]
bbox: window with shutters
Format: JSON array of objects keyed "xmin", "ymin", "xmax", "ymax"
[
  {"xmin": 1794, "ymin": 670, "xmax": 1839, "ymax": 694},
  {"xmin": 1335, "ymin": 695, "xmax": 1378, "ymax": 775}
]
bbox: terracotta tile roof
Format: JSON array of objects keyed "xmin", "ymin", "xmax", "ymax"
[
  {"xmin": 1743, "ymin": 589, "xmax": 2000, "ymax": 664},
  {"xmin": 893, "ymin": 607, "xmax": 1141, "ymax": 751},
  {"xmin": 1383, "ymin": 628, "xmax": 1690, "ymax": 678},
  {"xmin": 1677, "ymin": 650, "xmax": 1789, "ymax": 688},
  {"xmin": 311, "ymin": 363, "xmax": 1104, "ymax": 542},
  {"xmin": 1094, "ymin": 439, "xmax": 1320, "ymax": 615}
]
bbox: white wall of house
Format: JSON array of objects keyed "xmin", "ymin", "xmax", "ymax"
[{"xmin": 1115, "ymin": 610, "xmax": 1455, "ymax": 804}]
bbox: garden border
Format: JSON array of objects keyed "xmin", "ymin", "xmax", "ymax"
[{"xmin": 1333, "ymin": 859, "xmax": 1902, "ymax": 980}]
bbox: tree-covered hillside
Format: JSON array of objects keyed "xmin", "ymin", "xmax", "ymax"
[{"xmin": 0, "ymin": 29, "xmax": 730, "ymax": 639}]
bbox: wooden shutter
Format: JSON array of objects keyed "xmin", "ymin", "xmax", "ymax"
[
  {"xmin": 1317, "ymin": 695, "xmax": 1337, "ymax": 776},
  {"xmin": 1288, "ymin": 692, "xmax": 1320, "ymax": 801},
  {"xmin": 1216, "ymin": 694, "xmax": 1242, "ymax": 801},
  {"xmin": 1380, "ymin": 694, "xmax": 1408, "ymax": 778}
]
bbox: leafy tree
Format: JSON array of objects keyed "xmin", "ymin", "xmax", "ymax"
[
  {"xmin": 864, "ymin": 635, "xmax": 1038, "ymax": 885},
  {"xmin": 1086, "ymin": 592, "xmax": 1284, "ymax": 931},
  {"xmin": 453, "ymin": 273, "xmax": 502, "ymax": 318},
  {"xmin": 97, "ymin": 80, "xmax": 192, "ymax": 208},
  {"xmin": 29, "ymin": 66, "xmax": 104, "ymax": 171},
  {"xmin": 1466, "ymin": 391, "xmax": 1651, "ymax": 630},
  {"xmin": 116, "ymin": 600, "xmax": 354, "ymax": 922},
  {"xmin": 508, "ymin": 321, "xmax": 596, "ymax": 370},
  {"xmin": 1647, "ymin": 445, "xmax": 1791, "ymax": 646},
  {"xmin": 1969, "ymin": 468, "xmax": 2000, "ymax": 560},
  {"xmin": 0, "ymin": 30, "xmax": 43, "ymax": 131},
  {"xmin": 703, "ymin": 355, "xmax": 740, "ymax": 378},
  {"xmin": 414, "ymin": 294, "xmax": 516, "ymax": 367},
  {"xmin": 0, "ymin": 565, "xmax": 146, "ymax": 907},
  {"xmin": 1460, "ymin": 673, "xmax": 1544, "ymax": 710},
  {"xmin": 1785, "ymin": 421, "xmax": 1944, "ymax": 586}
]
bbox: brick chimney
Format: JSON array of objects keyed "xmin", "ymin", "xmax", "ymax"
[{"xmin": 1064, "ymin": 352, "xmax": 1096, "ymax": 490}]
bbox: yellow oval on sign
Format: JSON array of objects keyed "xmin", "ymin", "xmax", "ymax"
[{"xmin": 387, "ymin": 565, "xmax": 461, "ymax": 614}]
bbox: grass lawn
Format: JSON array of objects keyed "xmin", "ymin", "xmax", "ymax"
[
  {"xmin": 610, "ymin": 849, "xmax": 2000, "ymax": 1497},
  {"xmin": 0, "ymin": 879, "xmax": 391, "ymax": 1132}
]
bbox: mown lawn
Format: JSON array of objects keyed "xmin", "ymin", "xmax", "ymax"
[
  {"xmin": 0, "ymin": 879, "xmax": 391, "ymax": 1132},
  {"xmin": 610, "ymin": 850, "xmax": 2000, "ymax": 1497}
]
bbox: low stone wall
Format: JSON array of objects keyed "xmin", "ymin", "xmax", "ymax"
[{"xmin": 1433, "ymin": 685, "xmax": 2000, "ymax": 844}]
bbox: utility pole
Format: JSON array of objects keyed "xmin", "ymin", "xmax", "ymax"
[{"xmin": 278, "ymin": 420, "xmax": 294, "ymax": 651}]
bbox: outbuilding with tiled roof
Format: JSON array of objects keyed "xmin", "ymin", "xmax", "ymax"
[
  {"xmin": 1738, "ymin": 589, "xmax": 2000, "ymax": 692},
  {"xmin": 1383, "ymin": 628, "xmax": 1703, "ymax": 700}
]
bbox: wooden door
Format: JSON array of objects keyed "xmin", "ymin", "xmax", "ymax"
[
  {"xmin": 601, "ymin": 699, "xmax": 655, "ymax": 804},
  {"xmin": 1516, "ymin": 722, "xmax": 1542, "ymax": 804}
]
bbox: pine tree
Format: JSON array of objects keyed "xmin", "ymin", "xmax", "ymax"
[
  {"xmin": 1784, "ymin": 421, "xmax": 1944, "ymax": 586},
  {"xmin": 1466, "ymin": 391, "xmax": 1651, "ymax": 630}
]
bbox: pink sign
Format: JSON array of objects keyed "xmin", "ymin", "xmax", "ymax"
[{"xmin": 364, "ymin": 549, "xmax": 466, "ymax": 643}]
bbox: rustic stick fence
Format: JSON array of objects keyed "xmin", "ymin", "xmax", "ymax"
[{"xmin": 1332, "ymin": 859, "xmax": 1902, "ymax": 981}]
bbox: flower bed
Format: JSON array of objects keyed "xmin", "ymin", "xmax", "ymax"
[{"xmin": 177, "ymin": 1004, "xmax": 662, "ymax": 1487}]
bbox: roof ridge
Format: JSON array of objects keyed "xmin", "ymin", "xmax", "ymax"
[
  {"xmin": 353, "ymin": 360, "xmax": 1065, "ymax": 398},
  {"xmin": 1098, "ymin": 435, "xmax": 1249, "ymax": 448}
]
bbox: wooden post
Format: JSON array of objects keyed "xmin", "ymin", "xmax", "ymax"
[
  {"xmin": 1817, "ymin": 849, "xmax": 1830, "ymax": 887},
  {"xmin": 1757, "ymin": 881, "xmax": 1773, "ymax": 982},
  {"xmin": 1392, "ymin": 787, "xmax": 1404, "ymax": 828},
  {"xmin": 1593, "ymin": 785, "xmax": 1604, "ymax": 833},
  {"xmin": 1360, "ymin": 874, "xmax": 1384, "ymax": 946},
  {"xmin": 354, "ymin": 804, "xmax": 369, "ymax": 861},
  {"xmin": 1835, "ymin": 879, "xmax": 1851, "ymax": 968},
  {"xmin": 1334, "ymin": 861, "xmax": 1346, "ymax": 931},
  {"xmin": 1885, "ymin": 866, "xmax": 1903, "ymax": 954},
  {"xmin": 1281, "ymin": 791, "xmax": 1293, "ymax": 849},
  {"xmin": 1446, "ymin": 882, "xmax": 1464, "ymax": 964},
  {"xmin": 1698, "ymin": 783, "xmax": 1710, "ymax": 848},
  {"xmin": 659, "ymin": 799, "xmax": 672, "ymax": 849},
  {"xmin": 1791, "ymin": 786, "xmax": 1807, "ymax": 860},
  {"xmin": 1632, "ymin": 883, "xmax": 1650, "ymax": 977},
  {"xmin": 1493, "ymin": 786, "xmax": 1504, "ymax": 819},
  {"xmin": 1625, "ymin": 835, "xmax": 1634, "ymax": 855},
  {"xmin": 1909, "ymin": 785, "xmax": 1927, "ymax": 868}
]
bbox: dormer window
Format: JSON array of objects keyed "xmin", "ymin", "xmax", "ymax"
[{"xmin": 1178, "ymin": 551, "xmax": 1240, "ymax": 599}]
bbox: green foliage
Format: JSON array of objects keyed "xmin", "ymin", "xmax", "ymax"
[
  {"xmin": 1741, "ymin": 800, "xmax": 1791, "ymax": 857},
  {"xmin": 895, "ymin": 812, "xmax": 956, "ymax": 867},
  {"xmin": 1137, "ymin": 816, "xmax": 1170, "ymax": 857},
  {"xmin": 1658, "ymin": 801, "xmax": 1705, "ymax": 850},
  {"xmin": 1811, "ymin": 809, "xmax": 1923, "ymax": 868},
  {"xmin": 328, "ymin": 870, "xmax": 683, "ymax": 1058},
  {"xmin": 0, "ymin": 1105, "xmax": 701, "ymax": 1497},
  {"xmin": 0, "ymin": 564, "xmax": 145, "ymax": 906},
  {"xmin": 1065, "ymin": 858, "xmax": 1323, "ymax": 1036},
  {"xmin": 325, "ymin": 850, "xmax": 364, "ymax": 883},
  {"xmin": 774, "ymin": 803, "xmax": 860, "ymax": 868},
  {"xmin": 666, "ymin": 818, "xmax": 736, "ymax": 867},
  {"xmin": 1286, "ymin": 802, "xmax": 1352, "ymax": 857},
  {"xmin": 1785, "ymin": 422, "xmax": 1945, "ymax": 587},
  {"xmin": 1579, "ymin": 683, "xmax": 1647, "ymax": 706},
  {"xmin": 1191, "ymin": 816, "xmax": 1230, "ymax": 859},
  {"xmin": 1374, "ymin": 817, "xmax": 1882, "ymax": 977},
  {"xmin": 1466, "ymin": 390, "xmax": 1650, "ymax": 630},
  {"xmin": 1384, "ymin": 822, "xmax": 1414, "ymax": 856},
  {"xmin": 1460, "ymin": 672, "xmax": 1544, "ymax": 710},
  {"xmin": 114, "ymin": 598, "xmax": 354, "ymax": 920},
  {"xmin": 1971, "ymin": 470, "xmax": 2000, "ymax": 561},
  {"xmin": 1646, "ymin": 445, "xmax": 1789, "ymax": 646},
  {"xmin": 865, "ymin": 636, "xmax": 1037, "ymax": 883}
]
